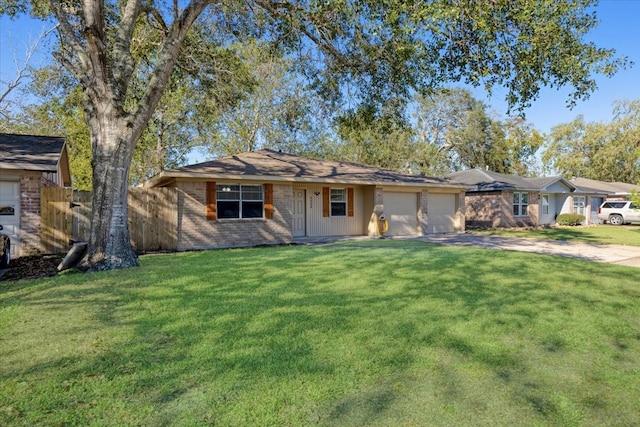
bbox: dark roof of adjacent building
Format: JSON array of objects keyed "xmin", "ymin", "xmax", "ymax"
[
  {"xmin": 448, "ymin": 168, "xmax": 576, "ymax": 192},
  {"xmin": 0, "ymin": 133, "xmax": 67, "ymax": 172},
  {"xmin": 145, "ymin": 149, "xmax": 465, "ymax": 189},
  {"xmin": 571, "ymin": 177, "xmax": 640, "ymax": 195}
]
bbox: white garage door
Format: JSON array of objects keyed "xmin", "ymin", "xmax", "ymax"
[
  {"xmin": 427, "ymin": 193, "xmax": 456, "ymax": 233},
  {"xmin": 0, "ymin": 181, "xmax": 20, "ymax": 258},
  {"xmin": 384, "ymin": 192, "xmax": 418, "ymax": 236}
]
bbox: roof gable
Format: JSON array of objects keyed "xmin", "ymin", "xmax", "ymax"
[
  {"xmin": 146, "ymin": 149, "xmax": 464, "ymax": 189},
  {"xmin": 0, "ymin": 133, "xmax": 67, "ymax": 173}
]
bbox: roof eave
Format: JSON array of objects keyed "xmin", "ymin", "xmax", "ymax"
[
  {"xmin": 0, "ymin": 161, "xmax": 59, "ymax": 173},
  {"xmin": 145, "ymin": 171, "xmax": 465, "ymax": 190}
]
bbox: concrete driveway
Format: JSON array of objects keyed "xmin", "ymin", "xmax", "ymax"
[{"xmin": 414, "ymin": 233, "xmax": 640, "ymax": 268}]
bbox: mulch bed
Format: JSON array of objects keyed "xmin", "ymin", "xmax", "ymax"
[{"xmin": 0, "ymin": 255, "xmax": 62, "ymax": 281}]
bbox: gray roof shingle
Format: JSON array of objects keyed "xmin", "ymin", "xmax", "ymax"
[
  {"xmin": 448, "ymin": 169, "xmax": 575, "ymax": 192},
  {"xmin": 571, "ymin": 177, "xmax": 640, "ymax": 195},
  {"xmin": 0, "ymin": 133, "xmax": 66, "ymax": 172},
  {"xmin": 146, "ymin": 149, "xmax": 464, "ymax": 189}
]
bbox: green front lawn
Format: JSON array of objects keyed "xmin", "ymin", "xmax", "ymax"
[
  {"xmin": 1, "ymin": 244, "xmax": 639, "ymax": 426},
  {"xmin": 474, "ymin": 224, "xmax": 640, "ymax": 246}
]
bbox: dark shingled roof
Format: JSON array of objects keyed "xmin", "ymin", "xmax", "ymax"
[
  {"xmin": 448, "ymin": 169, "xmax": 576, "ymax": 192},
  {"xmin": 146, "ymin": 149, "xmax": 464, "ymax": 189},
  {"xmin": 0, "ymin": 133, "xmax": 66, "ymax": 172}
]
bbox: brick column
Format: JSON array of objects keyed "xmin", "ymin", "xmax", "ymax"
[{"xmin": 19, "ymin": 175, "xmax": 43, "ymax": 256}]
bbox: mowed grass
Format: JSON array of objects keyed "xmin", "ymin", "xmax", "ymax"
[
  {"xmin": 1, "ymin": 243, "xmax": 640, "ymax": 426},
  {"xmin": 474, "ymin": 224, "xmax": 640, "ymax": 246}
]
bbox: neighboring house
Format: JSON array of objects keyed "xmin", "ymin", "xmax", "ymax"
[
  {"xmin": 0, "ymin": 133, "xmax": 71, "ymax": 257},
  {"xmin": 143, "ymin": 149, "xmax": 466, "ymax": 250},
  {"xmin": 571, "ymin": 177, "xmax": 640, "ymax": 224},
  {"xmin": 448, "ymin": 169, "xmax": 583, "ymax": 227}
]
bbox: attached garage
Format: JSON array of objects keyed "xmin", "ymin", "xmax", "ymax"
[
  {"xmin": 384, "ymin": 192, "xmax": 419, "ymax": 236},
  {"xmin": 427, "ymin": 193, "xmax": 457, "ymax": 233},
  {"xmin": 0, "ymin": 181, "xmax": 20, "ymax": 258}
]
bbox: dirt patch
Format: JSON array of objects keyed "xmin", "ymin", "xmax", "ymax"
[{"xmin": 0, "ymin": 255, "xmax": 63, "ymax": 281}]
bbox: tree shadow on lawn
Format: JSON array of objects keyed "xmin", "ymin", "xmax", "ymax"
[{"xmin": 3, "ymin": 245, "xmax": 640, "ymax": 425}]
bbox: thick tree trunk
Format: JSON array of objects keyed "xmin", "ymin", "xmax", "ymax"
[{"xmin": 80, "ymin": 107, "xmax": 138, "ymax": 271}]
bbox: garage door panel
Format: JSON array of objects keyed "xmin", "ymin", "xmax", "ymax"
[
  {"xmin": 385, "ymin": 192, "xmax": 418, "ymax": 236},
  {"xmin": 0, "ymin": 181, "xmax": 20, "ymax": 257},
  {"xmin": 428, "ymin": 193, "xmax": 456, "ymax": 234}
]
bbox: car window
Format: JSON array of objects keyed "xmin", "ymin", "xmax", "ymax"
[
  {"xmin": 631, "ymin": 203, "xmax": 638, "ymax": 209},
  {"xmin": 603, "ymin": 202, "xmax": 627, "ymax": 209}
]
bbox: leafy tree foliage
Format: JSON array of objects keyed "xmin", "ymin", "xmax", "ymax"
[
  {"xmin": 0, "ymin": 0, "xmax": 628, "ymax": 270},
  {"xmin": 205, "ymin": 40, "xmax": 333, "ymax": 159},
  {"xmin": 414, "ymin": 89, "xmax": 542, "ymax": 175},
  {"xmin": 543, "ymin": 100, "xmax": 640, "ymax": 183},
  {"xmin": 334, "ymin": 104, "xmax": 417, "ymax": 171}
]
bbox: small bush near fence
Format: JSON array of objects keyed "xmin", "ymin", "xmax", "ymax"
[{"xmin": 557, "ymin": 213, "xmax": 585, "ymax": 226}]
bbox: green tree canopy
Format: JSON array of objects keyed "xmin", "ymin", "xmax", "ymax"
[
  {"xmin": 414, "ymin": 88, "xmax": 542, "ymax": 175},
  {"xmin": 334, "ymin": 104, "xmax": 417, "ymax": 171},
  {"xmin": 543, "ymin": 100, "xmax": 640, "ymax": 183}
]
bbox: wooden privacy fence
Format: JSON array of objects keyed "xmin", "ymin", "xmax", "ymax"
[{"xmin": 41, "ymin": 187, "xmax": 179, "ymax": 254}]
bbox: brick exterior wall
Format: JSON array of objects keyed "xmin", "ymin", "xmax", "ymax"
[
  {"xmin": 465, "ymin": 191, "xmax": 539, "ymax": 228},
  {"xmin": 18, "ymin": 173, "xmax": 57, "ymax": 256},
  {"xmin": 176, "ymin": 181, "xmax": 293, "ymax": 250}
]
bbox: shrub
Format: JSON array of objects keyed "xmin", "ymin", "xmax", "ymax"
[{"xmin": 556, "ymin": 213, "xmax": 585, "ymax": 226}]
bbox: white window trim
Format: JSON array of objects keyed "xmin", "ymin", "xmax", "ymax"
[
  {"xmin": 217, "ymin": 183, "xmax": 265, "ymax": 220},
  {"xmin": 513, "ymin": 192, "xmax": 529, "ymax": 217},
  {"xmin": 573, "ymin": 195, "xmax": 586, "ymax": 216},
  {"xmin": 541, "ymin": 194, "xmax": 549, "ymax": 215},
  {"xmin": 330, "ymin": 188, "xmax": 347, "ymax": 217}
]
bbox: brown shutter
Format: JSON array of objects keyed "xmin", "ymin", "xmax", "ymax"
[
  {"xmin": 322, "ymin": 187, "xmax": 330, "ymax": 217},
  {"xmin": 347, "ymin": 188, "xmax": 354, "ymax": 217},
  {"xmin": 206, "ymin": 182, "xmax": 217, "ymax": 220},
  {"xmin": 264, "ymin": 183, "xmax": 274, "ymax": 219}
]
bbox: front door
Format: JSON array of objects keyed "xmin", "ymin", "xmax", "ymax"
[
  {"xmin": 0, "ymin": 181, "xmax": 20, "ymax": 258},
  {"xmin": 292, "ymin": 189, "xmax": 306, "ymax": 237}
]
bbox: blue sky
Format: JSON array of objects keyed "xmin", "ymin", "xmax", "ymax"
[
  {"xmin": 475, "ymin": 0, "xmax": 640, "ymax": 133},
  {"xmin": 1, "ymin": 0, "xmax": 639, "ymax": 135}
]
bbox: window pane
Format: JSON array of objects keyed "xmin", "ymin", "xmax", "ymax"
[
  {"xmin": 217, "ymin": 184, "xmax": 240, "ymax": 200},
  {"xmin": 242, "ymin": 185, "xmax": 263, "ymax": 201},
  {"xmin": 331, "ymin": 189, "xmax": 346, "ymax": 202},
  {"xmin": 0, "ymin": 204, "xmax": 15, "ymax": 216},
  {"xmin": 331, "ymin": 202, "xmax": 347, "ymax": 216},
  {"xmin": 513, "ymin": 205, "xmax": 520, "ymax": 216},
  {"xmin": 218, "ymin": 201, "xmax": 240, "ymax": 218},
  {"xmin": 521, "ymin": 193, "xmax": 528, "ymax": 204},
  {"xmin": 242, "ymin": 201, "xmax": 263, "ymax": 218},
  {"xmin": 513, "ymin": 193, "xmax": 520, "ymax": 203},
  {"xmin": 574, "ymin": 197, "xmax": 585, "ymax": 215}
]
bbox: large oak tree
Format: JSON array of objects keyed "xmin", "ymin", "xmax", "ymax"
[{"xmin": 1, "ymin": 0, "xmax": 628, "ymax": 270}]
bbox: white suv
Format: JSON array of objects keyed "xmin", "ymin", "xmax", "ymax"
[{"xmin": 597, "ymin": 200, "xmax": 640, "ymax": 225}]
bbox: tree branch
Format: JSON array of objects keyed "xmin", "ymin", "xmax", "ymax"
[
  {"xmin": 48, "ymin": 0, "xmax": 93, "ymax": 89},
  {"xmin": 112, "ymin": 0, "xmax": 142, "ymax": 98},
  {"xmin": 129, "ymin": 0, "xmax": 212, "ymax": 140},
  {"xmin": 0, "ymin": 24, "xmax": 56, "ymax": 109}
]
